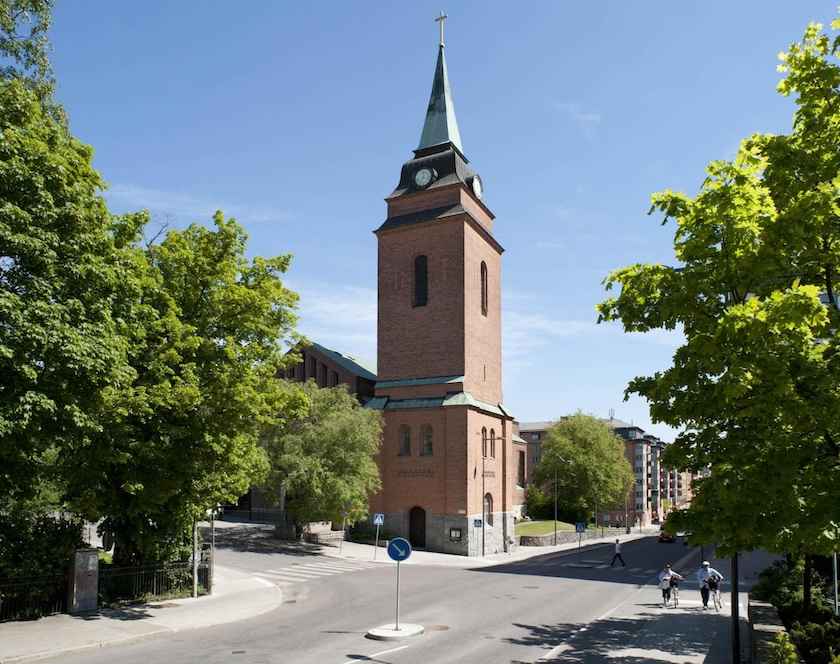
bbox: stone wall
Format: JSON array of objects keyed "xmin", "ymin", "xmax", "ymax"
[
  {"xmin": 749, "ymin": 596, "xmax": 801, "ymax": 663},
  {"xmin": 520, "ymin": 527, "xmax": 627, "ymax": 547}
]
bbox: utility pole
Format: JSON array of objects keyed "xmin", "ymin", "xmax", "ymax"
[
  {"xmin": 731, "ymin": 552, "xmax": 740, "ymax": 663},
  {"xmin": 833, "ymin": 552, "xmax": 838, "ymax": 617},
  {"xmin": 553, "ymin": 467, "xmax": 558, "ymax": 546},
  {"xmin": 192, "ymin": 518, "xmax": 198, "ymax": 598},
  {"xmin": 481, "ymin": 452, "xmax": 486, "ymax": 557}
]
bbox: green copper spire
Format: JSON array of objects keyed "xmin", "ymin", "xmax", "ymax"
[{"xmin": 417, "ymin": 36, "xmax": 463, "ymax": 154}]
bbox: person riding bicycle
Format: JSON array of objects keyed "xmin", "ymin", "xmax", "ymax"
[
  {"xmin": 657, "ymin": 563, "xmax": 684, "ymax": 607},
  {"xmin": 696, "ymin": 561, "xmax": 724, "ymax": 610}
]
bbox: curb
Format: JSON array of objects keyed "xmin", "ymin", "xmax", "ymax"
[{"xmin": 0, "ymin": 585, "xmax": 284, "ymax": 664}]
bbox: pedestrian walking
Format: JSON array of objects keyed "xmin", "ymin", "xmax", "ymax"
[
  {"xmin": 696, "ymin": 561, "xmax": 724, "ymax": 610},
  {"xmin": 657, "ymin": 563, "xmax": 683, "ymax": 607},
  {"xmin": 609, "ymin": 538, "xmax": 626, "ymax": 567}
]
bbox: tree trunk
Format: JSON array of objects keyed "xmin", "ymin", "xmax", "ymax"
[{"xmin": 804, "ymin": 554, "xmax": 813, "ymax": 613}]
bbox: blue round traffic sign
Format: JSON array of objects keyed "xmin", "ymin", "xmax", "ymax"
[{"xmin": 387, "ymin": 537, "xmax": 412, "ymax": 562}]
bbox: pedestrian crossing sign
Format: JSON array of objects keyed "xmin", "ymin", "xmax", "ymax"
[
  {"xmin": 373, "ymin": 513, "xmax": 384, "ymax": 526},
  {"xmin": 576, "ymin": 522, "xmax": 586, "ymax": 533}
]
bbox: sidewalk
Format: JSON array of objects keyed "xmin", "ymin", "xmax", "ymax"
[
  {"xmin": 325, "ymin": 528, "xmax": 660, "ymax": 567},
  {"xmin": 0, "ymin": 565, "xmax": 283, "ymax": 664},
  {"xmin": 536, "ymin": 547, "xmax": 779, "ymax": 663}
]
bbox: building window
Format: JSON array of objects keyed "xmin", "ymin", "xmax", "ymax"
[
  {"xmin": 490, "ymin": 429, "xmax": 496, "ymax": 458},
  {"xmin": 309, "ymin": 356, "xmax": 317, "ymax": 379},
  {"xmin": 319, "ymin": 364, "xmax": 327, "ymax": 387},
  {"xmin": 480, "ymin": 261, "xmax": 488, "ymax": 317},
  {"xmin": 413, "ymin": 255, "xmax": 428, "ymax": 307},
  {"xmin": 420, "ymin": 424, "xmax": 433, "ymax": 456},
  {"xmin": 484, "ymin": 493, "xmax": 494, "ymax": 527},
  {"xmin": 398, "ymin": 425, "xmax": 411, "ymax": 456},
  {"xmin": 517, "ymin": 451, "xmax": 525, "ymax": 487},
  {"xmin": 482, "ymin": 427, "xmax": 488, "ymax": 458},
  {"xmin": 329, "ymin": 370, "xmax": 339, "ymax": 387}
]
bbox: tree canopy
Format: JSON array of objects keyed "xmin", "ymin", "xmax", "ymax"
[
  {"xmin": 598, "ymin": 15, "xmax": 840, "ymax": 556},
  {"xmin": 533, "ymin": 414, "xmax": 634, "ymax": 521},
  {"xmin": 262, "ymin": 380, "xmax": 383, "ymax": 526}
]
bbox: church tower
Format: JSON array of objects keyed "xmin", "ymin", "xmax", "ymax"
[{"xmin": 367, "ymin": 17, "xmax": 526, "ymax": 555}]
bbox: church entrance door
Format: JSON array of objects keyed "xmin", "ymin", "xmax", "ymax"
[{"xmin": 409, "ymin": 506, "xmax": 426, "ymax": 548}]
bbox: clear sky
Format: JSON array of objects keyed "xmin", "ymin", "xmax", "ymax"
[{"xmin": 48, "ymin": 2, "xmax": 838, "ymax": 440}]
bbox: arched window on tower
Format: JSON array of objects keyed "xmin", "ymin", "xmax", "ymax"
[
  {"xmin": 490, "ymin": 429, "xmax": 496, "ymax": 458},
  {"xmin": 480, "ymin": 261, "xmax": 488, "ymax": 317},
  {"xmin": 413, "ymin": 255, "xmax": 428, "ymax": 307},
  {"xmin": 481, "ymin": 427, "xmax": 488, "ymax": 458},
  {"xmin": 484, "ymin": 493, "xmax": 494, "ymax": 527},
  {"xmin": 398, "ymin": 425, "xmax": 411, "ymax": 456},
  {"xmin": 420, "ymin": 425, "xmax": 433, "ymax": 456}
]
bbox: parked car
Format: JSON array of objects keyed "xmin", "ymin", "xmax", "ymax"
[{"xmin": 658, "ymin": 529, "xmax": 676, "ymax": 543}]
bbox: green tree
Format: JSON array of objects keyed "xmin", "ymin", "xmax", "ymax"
[
  {"xmin": 262, "ymin": 380, "xmax": 383, "ymax": 528},
  {"xmin": 0, "ymin": 78, "xmax": 138, "ymax": 506},
  {"xmin": 598, "ymin": 15, "xmax": 840, "ymax": 556},
  {"xmin": 0, "ymin": 0, "xmax": 53, "ymax": 86},
  {"xmin": 534, "ymin": 414, "xmax": 634, "ymax": 521},
  {"xmin": 65, "ymin": 214, "xmax": 305, "ymax": 564}
]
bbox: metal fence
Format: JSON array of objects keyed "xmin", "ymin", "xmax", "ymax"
[
  {"xmin": 98, "ymin": 561, "xmax": 211, "ymax": 605},
  {"xmin": 0, "ymin": 575, "xmax": 67, "ymax": 622}
]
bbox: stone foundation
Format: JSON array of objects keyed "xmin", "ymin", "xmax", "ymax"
[{"xmin": 378, "ymin": 510, "xmax": 515, "ymax": 556}]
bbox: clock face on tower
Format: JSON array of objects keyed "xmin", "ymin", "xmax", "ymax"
[{"xmin": 414, "ymin": 167, "xmax": 434, "ymax": 189}]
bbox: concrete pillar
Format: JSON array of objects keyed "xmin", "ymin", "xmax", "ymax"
[{"xmin": 68, "ymin": 548, "xmax": 98, "ymax": 614}]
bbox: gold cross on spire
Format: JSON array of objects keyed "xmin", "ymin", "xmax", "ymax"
[{"xmin": 435, "ymin": 11, "xmax": 448, "ymax": 47}]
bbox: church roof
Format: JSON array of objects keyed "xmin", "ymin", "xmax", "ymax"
[
  {"xmin": 417, "ymin": 45, "xmax": 463, "ymax": 153},
  {"xmin": 309, "ymin": 342, "xmax": 377, "ymax": 381}
]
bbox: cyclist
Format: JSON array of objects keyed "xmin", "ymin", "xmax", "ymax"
[
  {"xmin": 657, "ymin": 563, "xmax": 684, "ymax": 607},
  {"xmin": 696, "ymin": 561, "xmax": 724, "ymax": 610}
]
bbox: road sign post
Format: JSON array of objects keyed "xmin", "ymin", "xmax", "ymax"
[
  {"xmin": 387, "ymin": 537, "xmax": 412, "ymax": 632},
  {"xmin": 373, "ymin": 513, "xmax": 384, "ymax": 561},
  {"xmin": 575, "ymin": 522, "xmax": 585, "ymax": 550}
]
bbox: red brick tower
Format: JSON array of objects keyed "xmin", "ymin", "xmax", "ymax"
[{"xmin": 367, "ymin": 22, "xmax": 525, "ymax": 555}]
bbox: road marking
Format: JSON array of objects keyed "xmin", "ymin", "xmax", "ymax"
[
  {"xmin": 343, "ymin": 645, "xmax": 409, "ymax": 663},
  {"xmin": 309, "ymin": 562, "xmax": 369, "ymax": 571},
  {"xmin": 253, "ymin": 576, "xmax": 275, "ymax": 587},
  {"xmin": 284, "ymin": 566, "xmax": 339, "ymax": 576},
  {"xmin": 261, "ymin": 570, "xmax": 320, "ymax": 580},
  {"xmin": 255, "ymin": 572, "xmax": 311, "ymax": 583}
]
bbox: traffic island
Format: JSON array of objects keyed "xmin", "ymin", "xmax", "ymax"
[{"xmin": 366, "ymin": 623, "xmax": 425, "ymax": 641}]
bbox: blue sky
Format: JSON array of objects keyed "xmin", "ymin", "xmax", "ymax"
[{"xmin": 49, "ymin": 2, "xmax": 838, "ymax": 440}]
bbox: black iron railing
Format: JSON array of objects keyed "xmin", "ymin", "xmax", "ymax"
[
  {"xmin": 98, "ymin": 561, "xmax": 211, "ymax": 604},
  {"xmin": 0, "ymin": 575, "xmax": 67, "ymax": 622}
]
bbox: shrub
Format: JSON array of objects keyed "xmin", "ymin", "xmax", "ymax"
[{"xmin": 768, "ymin": 631, "xmax": 801, "ymax": 664}]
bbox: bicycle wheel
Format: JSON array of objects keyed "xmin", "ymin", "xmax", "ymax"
[
  {"xmin": 673, "ymin": 587, "xmax": 679, "ymax": 607},
  {"xmin": 713, "ymin": 590, "xmax": 721, "ymax": 612}
]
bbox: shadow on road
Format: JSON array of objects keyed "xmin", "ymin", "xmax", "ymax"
[
  {"xmin": 203, "ymin": 524, "xmax": 325, "ymax": 557},
  {"xmin": 469, "ymin": 539, "xmax": 703, "ymax": 588},
  {"xmin": 507, "ymin": 609, "xmax": 727, "ymax": 663}
]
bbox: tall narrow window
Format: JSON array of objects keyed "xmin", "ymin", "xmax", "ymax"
[
  {"xmin": 309, "ymin": 356, "xmax": 317, "ymax": 379},
  {"xmin": 490, "ymin": 429, "xmax": 496, "ymax": 458},
  {"xmin": 413, "ymin": 255, "xmax": 428, "ymax": 307},
  {"xmin": 420, "ymin": 425, "xmax": 433, "ymax": 456},
  {"xmin": 517, "ymin": 451, "xmax": 525, "ymax": 487},
  {"xmin": 319, "ymin": 364, "xmax": 327, "ymax": 387},
  {"xmin": 481, "ymin": 427, "xmax": 488, "ymax": 458},
  {"xmin": 398, "ymin": 425, "xmax": 411, "ymax": 456},
  {"xmin": 484, "ymin": 493, "xmax": 494, "ymax": 527},
  {"xmin": 480, "ymin": 261, "xmax": 488, "ymax": 316},
  {"xmin": 329, "ymin": 370, "xmax": 339, "ymax": 387}
]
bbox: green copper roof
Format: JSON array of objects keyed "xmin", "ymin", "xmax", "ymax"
[
  {"xmin": 364, "ymin": 391, "xmax": 511, "ymax": 419},
  {"xmin": 375, "ymin": 375, "xmax": 464, "ymax": 389},
  {"xmin": 418, "ymin": 45, "xmax": 463, "ymax": 153}
]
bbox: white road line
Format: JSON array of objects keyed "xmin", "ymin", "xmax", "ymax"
[
  {"xmin": 321, "ymin": 560, "xmax": 372, "ymax": 569},
  {"xmin": 254, "ymin": 572, "xmax": 306, "ymax": 583},
  {"xmin": 279, "ymin": 566, "xmax": 336, "ymax": 577},
  {"xmin": 306, "ymin": 563, "xmax": 366, "ymax": 572},
  {"xmin": 265, "ymin": 568, "xmax": 323, "ymax": 577},
  {"xmin": 265, "ymin": 569, "xmax": 323, "ymax": 579},
  {"xmin": 343, "ymin": 645, "xmax": 409, "ymax": 664},
  {"xmin": 253, "ymin": 576, "xmax": 276, "ymax": 587}
]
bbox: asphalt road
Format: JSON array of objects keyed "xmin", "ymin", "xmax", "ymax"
[{"xmin": 49, "ymin": 535, "xmax": 733, "ymax": 664}]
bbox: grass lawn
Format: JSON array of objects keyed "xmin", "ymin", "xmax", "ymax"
[{"xmin": 515, "ymin": 520, "xmax": 576, "ymax": 536}]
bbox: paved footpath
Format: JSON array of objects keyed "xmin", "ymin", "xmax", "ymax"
[{"xmin": 0, "ymin": 565, "xmax": 282, "ymax": 664}]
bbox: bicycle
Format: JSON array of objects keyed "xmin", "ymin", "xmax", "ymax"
[
  {"xmin": 670, "ymin": 582, "xmax": 680, "ymax": 608},
  {"xmin": 708, "ymin": 580, "xmax": 723, "ymax": 612}
]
